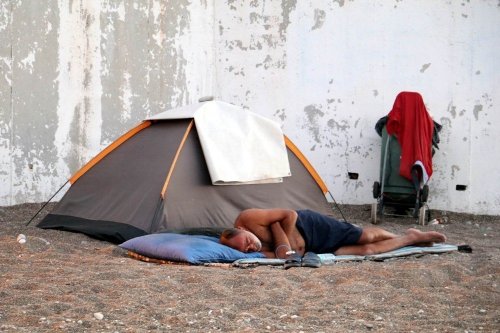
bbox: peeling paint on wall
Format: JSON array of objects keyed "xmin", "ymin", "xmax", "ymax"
[
  {"xmin": 55, "ymin": 1, "xmax": 102, "ymax": 177},
  {"xmin": 303, "ymin": 104, "xmax": 324, "ymax": 144},
  {"xmin": 1, "ymin": 1, "xmax": 500, "ymax": 215},
  {"xmin": 279, "ymin": 0, "xmax": 298, "ymax": 40},
  {"xmin": 451, "ymin": 165, "xmax": 460, "ymax": 178},
  {"xmin": 334, "ymin": 0, "xmax": 346, "ymax": 7},
  {"xmin": 274, "ymin": 108, "xmax": 286, "ymax": 121},
  {"xmin": 420, "ymin": 63, "xmax": 431, "ymax": 73},
  {"xmin": 10, "ymin": 1, "xmax": 60, "ymax": 203},
  {"xmin": 214, "ymin": 0, "xmax": 500, "ymax": 215},
  {"xmin": 447, "ymin": 102, "xmax": 456, "ymax": 118},
  {"xmin": 472, "ymin": 104, "xmax": 483, "ymax": 120},
  {"xmin": 0, "ymin": 1, "xmax": 13, "ymax": 204},
  {"xmin": 312, "ymin": 9, "xmax": 326, "ymax": 30},
  {"xmin": 100, "ymin": 0, "xmax": 193, "ymax": 145},
  {"xmin": 0, "ymin": 0, "xmax": 212, "ymax": 206}
]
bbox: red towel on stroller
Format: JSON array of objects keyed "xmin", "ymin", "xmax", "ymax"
[{"xmin": 386, "ymin": 92, "xmax": 434, "ymax": 184}]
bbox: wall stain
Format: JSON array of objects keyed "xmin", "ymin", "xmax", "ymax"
[
  {"xmin": 226, "ymin": 39, "xmax": 248, "ymax": 51},
  {"xmin": 420, "ymin": 63, "xmax": 431, "ymax": 73},
  {"xmin": 227, "ymin": 0, "xmax": 237, "ymax": 11},
  {"xmin": 1, "ymin": 0, "xmax": 498, "ymax": 215},
  {"xmin": 6, "ymin": 1, "xmax": 60, "ymax": 203},
  {"xmin": 473, "ymin": 104, "xmax": 483, "ymax": 120},
  {"xmin": 447, "ymin": 102, "xmax": 457, "ymax": 118},
  {"xmin": 333, "ymin": 0, "xmax": 346, "ymax": 7},
  {"xmin": 219, "ymin": 22, "xmax": 224, "ymax": 35},
  {"xmin": 312, "ymin": 9, "xmax": 326, "ymax": 30},
  {"xmin": 303, "ymin": 104, "xmax": 324, "ymax": 143},
  {"xmin": 327, "ymin": 118, "xmax": 349, "ymax": 131},
  {"xmin": 274, "ymin": 108, "xmax": 286, "ymax": 121},
  {"xmin": 451, "ymin": 165, "xmax": 460, "ymax": 178},
  {"xmin": 279, "ymin": 0, "xmax": 297, "ymax": 41},
  {"xmin": 255, "ymin": 54, "xmax": 285, "ymax": 69},
  {"xmin": 249, "ymin": 12, "xmax": 260, "ymax": 24}
]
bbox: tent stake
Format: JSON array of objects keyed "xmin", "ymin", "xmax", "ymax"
[{"xmin": 25, "ymin": 180, "xmax": 69, "ymax": 226}]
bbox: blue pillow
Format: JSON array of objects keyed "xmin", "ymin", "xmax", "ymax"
[{"xmin": 119, "ymin": 233, "xmax": 265, "ymax": 264}]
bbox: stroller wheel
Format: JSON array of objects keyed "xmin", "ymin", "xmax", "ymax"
[
  {"xmin": 420, "ymin": 185, "xmax": 429, "ymax": 203},
  {"xmin": 372, "ymin": 181, "xmax": 381, "ymax": 199},
  {"xmin": 370, "ymin": 203, "xmax": 379, "ymax": 224}
]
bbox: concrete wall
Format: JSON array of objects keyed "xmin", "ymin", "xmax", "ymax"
[
  {"xmin": 0, "ymin": 0, "xmax": 214, "ymax": 204},
  {"xmin": 212, "ymin": 0, "xmax": 500, "ymax": 215},
  {"xmin": 1, "ymin": 0, "xmax": 499, "ymax": 215}
]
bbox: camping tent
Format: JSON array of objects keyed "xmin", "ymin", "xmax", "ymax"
[{"xmin": 38, "ymin": 101, "xmax": 333, "ymax": 243}]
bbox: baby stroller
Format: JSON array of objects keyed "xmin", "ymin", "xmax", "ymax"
[{"xmin": 371, "ymin": 92, "xmax": 441, "ymax": 225}]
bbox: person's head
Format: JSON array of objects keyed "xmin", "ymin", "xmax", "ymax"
[{"xmin": 220, "ymin": 228, "xmax": 262, "ymax": 253}]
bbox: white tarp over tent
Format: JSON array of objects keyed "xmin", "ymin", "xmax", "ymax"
[{"xmin": 146, "ymin": 100, "xmax": 291, "ymax": 185}]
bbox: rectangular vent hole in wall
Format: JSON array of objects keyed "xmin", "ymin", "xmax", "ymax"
[
  {"xmin": 456, "ymin": 184, "xmax": 467, "ymax": 191},
  {"xmin": 348, "ymin": 172, "xmax": 359, "ymax": 180}
]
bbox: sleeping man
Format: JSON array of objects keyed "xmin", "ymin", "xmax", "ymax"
[{"xmin": 220, "ymin": 208, "xmax": 446, "ymax": 260}]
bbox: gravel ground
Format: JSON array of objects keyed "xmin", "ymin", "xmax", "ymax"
[{"xmin": 0, "ymin": 203, "xmax": 499, "ymax": 332}]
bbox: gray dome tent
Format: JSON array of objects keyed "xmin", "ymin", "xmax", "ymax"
[{"xmin": 38, "ymin": 101, "xmax": 333, "ymax": 243}]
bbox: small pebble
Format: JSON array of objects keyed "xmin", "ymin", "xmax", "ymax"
[
  {"xmin": 93, "ymin": 312, "xmax": 104, "ymax": 320},
  {"xmin": 77, "ymin": 320, "xmax": 83, "ymax": 324},
  {"xmin": 17, "ymin": 234, "xmax": 26, "ymax": 244},
  {"xmin": 479, "ymin": 309, "xmax": 486, "ymax": 313},
  {"xmin": 365, "ymin": 323, "xmax": 374, "ymax": 329},
  {"xmin": 374, "ymin": 316, "xmax": 383, "ymax": 321}
]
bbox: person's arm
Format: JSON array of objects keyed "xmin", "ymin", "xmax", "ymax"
[
  {"xmin": 270, "ymin": 222, "xmax": 292, "ymax": 258},
  {"xmin": 235, "ymin": 208, "xmax": 298, "ymax": 258},
  {"xmin": 275, "ymin": 210, "xmax": 298, "ymax": 236},
  {"xmin": 235, "ymin": 208, "xmax": 298, "ymax": 231}
]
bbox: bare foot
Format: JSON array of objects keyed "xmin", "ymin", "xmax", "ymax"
[{"xmin": 405, "ymin": 228, "xmax": 447, "ymax": 245}]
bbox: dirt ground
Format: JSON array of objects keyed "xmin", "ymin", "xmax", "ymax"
[{"xmin": 0, "ymin": 203, "xmax": 498, "ymax": 333}]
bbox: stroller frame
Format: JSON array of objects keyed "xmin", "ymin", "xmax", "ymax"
[{"xmin": 371, "ymin": 127, "xmax": 430, "ymax": 225}]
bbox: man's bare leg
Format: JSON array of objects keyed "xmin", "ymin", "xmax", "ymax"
[
  {"xmin": 334, "ymin": 228, "xmax": 447, "ymax": 256},
  {"xmin": 356, "ymin": 227, "xmax": 398, "ymax": 244}
]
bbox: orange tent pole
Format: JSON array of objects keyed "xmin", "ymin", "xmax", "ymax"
[
  {"xmin": 160, "ymin": 120, "xmax": 194, "ymax": 199},
  {"xmin": 284, "ymin": 136, "xmax": 329, "ymax": 194},
  {"xmin": 69, "ymin": 121, "xmax": 152, "ymax": 184}
]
